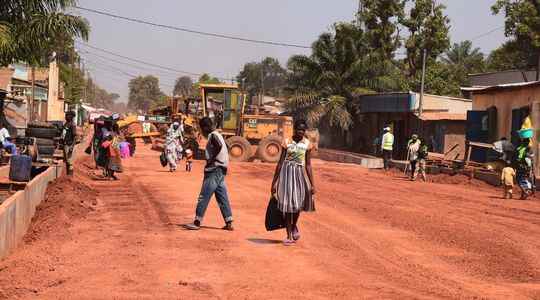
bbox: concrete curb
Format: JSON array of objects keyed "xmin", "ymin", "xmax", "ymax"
[
  {"xmin": 0, "ymin": 164, "xmax": 64, "ymax": 259},
  {"xmin": 317, "ymin": 149, "xmax": 383, "ymax": 169}
]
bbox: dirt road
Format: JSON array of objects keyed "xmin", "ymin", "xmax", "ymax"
[{"xmin": 1, "ymin": 144, "xmax": 540, "ymax": 299}]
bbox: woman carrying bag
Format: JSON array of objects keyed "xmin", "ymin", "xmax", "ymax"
[{"xmin": 270, "ymin": 119, "xmax": 316, "ymax": 246}]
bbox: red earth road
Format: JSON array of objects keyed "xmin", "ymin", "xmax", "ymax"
[{"xmin": 1, "ymin": 144, "xmax": 540, "ymax": 299}]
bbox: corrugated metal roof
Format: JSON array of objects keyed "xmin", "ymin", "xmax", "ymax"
[
  {"xmin": 461, "ymin": 81, "xmax": 540, "ymax": 93},
  {"xmin": 417, "ymin": 112, "xmax": 466, "ymax": 121}
]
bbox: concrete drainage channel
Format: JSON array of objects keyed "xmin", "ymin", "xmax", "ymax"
[{"xmin": 0, "ymin": 163, "xmax": 64, "ymax": 259}]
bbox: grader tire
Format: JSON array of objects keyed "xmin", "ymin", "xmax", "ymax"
[
  {"xmin": 227, "ymin": 136, "xmax": 252, "ymax": 162},
  {"xmin": 258, "ymin": 135, "xmax": 283, "ymax": 163}
]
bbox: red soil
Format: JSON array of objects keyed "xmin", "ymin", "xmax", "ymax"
[{"xmin": 0, "ymin": 146, "xmax": 539, "ymax": 299}]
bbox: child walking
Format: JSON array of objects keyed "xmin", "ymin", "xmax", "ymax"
[
  {"xmin": 501, "ymin": 162, "xmax": 516, "ymax": 199},
  {"xmin": 185, "ymin": 148, "xmax": 193, "ymax": 172}
]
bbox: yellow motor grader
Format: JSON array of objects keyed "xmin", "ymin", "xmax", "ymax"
[{"xmin": 172, "ymin": 83, "xmax": 318, "ymax": 163}]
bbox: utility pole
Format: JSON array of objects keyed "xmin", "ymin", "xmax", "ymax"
[
  {"xmin": 419, "ymin": 49, "xmax": 427, "ymax": 118},
  {"xmin": 260, "ymin": 65, "xmax": 265, "ymax": 107},
  {"xmin": 30, "ymin": 66, "xmax": 35, "ymax": 122}
]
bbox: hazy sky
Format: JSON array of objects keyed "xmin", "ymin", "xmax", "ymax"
[{"xmin": 74, "ymin": 0, "xmax": 507, "ymax": 102}]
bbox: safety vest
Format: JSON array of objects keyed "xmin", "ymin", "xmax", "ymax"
[{"xmin": 382, "ymin": 133, "xmax": 394, "ymax": 151}]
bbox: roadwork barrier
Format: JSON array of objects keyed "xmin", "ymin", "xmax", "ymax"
[{"xmin": 0, "ymin": 164, "xmax": 64, "ymax": 259}]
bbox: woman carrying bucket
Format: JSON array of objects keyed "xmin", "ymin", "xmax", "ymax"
[{"xmin": 515, "ymin": 127, "xmax": 534, "ymax": 199}]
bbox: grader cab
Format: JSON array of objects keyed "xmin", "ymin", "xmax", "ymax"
[{"xmin": 195, "ymin": 83, "xmax": 294, "ymax": 162}]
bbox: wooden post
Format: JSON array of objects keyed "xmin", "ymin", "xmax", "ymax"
[{"xmin": 465, "ymin": 141, "xmax": 472, "ymax": 168}]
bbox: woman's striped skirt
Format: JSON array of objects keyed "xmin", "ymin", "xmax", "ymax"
[{"xmin": 276, "ymin": 160, "xmax": 315, "ymax": 213}]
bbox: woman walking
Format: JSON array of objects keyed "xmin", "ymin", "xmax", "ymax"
[
  {"xmin": 102, "ymin": 124, "xmax": 123, "ymax": 180},
  {"xmin": 271, "ymin": 119, "xmax": 316, "ymax": 246}
]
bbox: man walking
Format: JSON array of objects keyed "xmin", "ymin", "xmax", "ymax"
[
  {"xmin": 185, "ymin": 117, "xmax": 234, "ymax": 231},
  {"xmin": 407, "ymin": 134, "xmax": 421, "ymax": 180},
  {"xmin": 62, "ymin": 111, "xmax": 77, "ymax": 176},
  {"xmin": 381, "ymin": 126, "xmax": 394, "ymax": 170}
]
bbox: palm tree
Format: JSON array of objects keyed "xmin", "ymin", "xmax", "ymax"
[
  {"xmin": 442, "ymin": 40, "xmax": 485, "ymax": 72},
  {"xmin": 286, "ymin": 22, "xmax": 402, "ymax": 130},
  {"xmin": 442, "ymin": 40, "xmax": 485, "ymax": 86},
  {"xmin": 0, "ymin": 0, "xmax": 89, "ymax": 66}
]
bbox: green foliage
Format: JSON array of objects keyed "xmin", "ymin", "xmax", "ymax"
[
  {"xmin": 198, "ymin": 73, "xmax": 220, "ymax": 84},
  {"xmin": 492, "ymin": 0, "xmax": 540, "ymax": 49},
  {"xmin": 236, "ymin": 57, "xmax": 287, "ymax": 98},
  {"xmin": 487, "ymin": 40, "xmax": 532, "ymax": 71},
  {"xmin": 285, "ymin": 22, "xmax": 406, "ymax": 131},
  {"xmin": 492, "ymin": 0, "xmax": 540, "ymax": 70},
  {"xmin": 173, "ymin": 76, "xmax": 194, "ymax": 98},
  {"xmin": 59, "ymin": 62, "xmax": 84, "ymax": 103},
  {"xmin": 0, "ymin": 0, "xmax": 90, "ymax": 66},
  {"xmin": 83, "ymin": 76, "xmax": 119, "ymax": 109},
  {"xmin": 442, "ymin": 40, "xmax": 485, "ymax": 87},
  {"xmin": 128, "ymin": 75, "xmax": 164, "ymax": 112},
  {"xmin": 357, "ymin": 0, "xmax": 405, "ymax": 59},
  {"xmin": 286, "ymin": 93, "xmax": 352, "ymax": 130},
  {"xmin": 401, "ymin": 0, "xmax": 451, "ymax": 78}
]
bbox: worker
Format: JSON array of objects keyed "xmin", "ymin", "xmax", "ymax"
[
  {"xmin": 381, "ymin": 126, "xmax": 394, "ymax": 170},
  {"xmin": 165, "ymin": 122, "xmax": 182, "ymax": 172},
  {"xmin": 514, "ymin": 138, "xmax": 534, "ymax": 200},
  {"xmin": 62, "ymin": 111, "xmax": 77, "ymax": 176},
  {"xmin": 185, "ymin": 117, "xmax": 233, "ymax": 231},
  {"xmin": 407, "ymin": 134, "xmax": 421, "ymax": 181},
  {"xmin": 501, "ymin": 161, "xmax": 516, "ymax": 199}
]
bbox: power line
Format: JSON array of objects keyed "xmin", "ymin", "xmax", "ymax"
[
  {"xmin": 79, "ymin": 49, "xmax": 184, "ymax": 79},
  {"xmin": 75, "ymin": 41, "xmax": 232, "ymax": 81},
  {"xmin": 469, "ymin": 26, "xmax": 504, "ymax": 41},
  {"xmin": 81, "ymin": 50, "xmax": 181, "ymax": 82},
  {"xmin": 75, "ymin": 6, "xmax": 311, "ymax": 49},
  {"xmin": 83, "ymin": 58, "xmax": 176, "ymax": 89}
]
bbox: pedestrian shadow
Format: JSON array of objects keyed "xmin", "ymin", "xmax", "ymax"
[
  {"xmin": 177, "ymin": 223, "xmax": 223, "ymax": 231},
  {"xmin": 247, "ymin": 238, "xmax": 282, "ymax": 245}
]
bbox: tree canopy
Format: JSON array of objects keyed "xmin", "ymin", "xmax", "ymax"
[
  {"xmin": 0, "ymin": 0, "xmax": 90, "ymax": 66},
  {"xmin": 492, "ymin": 0, "xmax": 540, "ymax": 72},
  {"xmin": 128, "ymin": 75, "xmax": 164, "ymax": 112},
  {"xmin": 173, "ymin": 76, "xmax": 194, "ymax": 98},
  {"xmin": 237, "ymin": 57, "xmax": 287, "ymax": 98}
]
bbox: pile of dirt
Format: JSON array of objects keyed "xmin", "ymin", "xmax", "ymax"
[
  {"xmin": 23, "ymin": 176, "xmax": 97, "ymax": 243},
  {"xmin": 428, "ymin": 173, "xmax": 489, "ymax": 187}
]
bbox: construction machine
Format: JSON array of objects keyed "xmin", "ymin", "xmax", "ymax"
[{"xmin": 171, "ymin": 83, "xmax": 317, "ymax": 163}]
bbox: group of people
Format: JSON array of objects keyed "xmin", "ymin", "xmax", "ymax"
[
  {"xmin": 501, "ymin": 138, "xmax": 535, "ymax": 200},
  {"xmin": 378, "ymin": 123, "xmax": 536, "ymax": 200},
  {"xmin": 184, "ymin": 117, "xmax": 316, "ymax": 246},
  {"xmin": 380, "ymin": 126, "xmax": 428, "ymax": 181},
  {"xmin": 87, "ymin": 116, "xmax": 133, "ymax": 180}
]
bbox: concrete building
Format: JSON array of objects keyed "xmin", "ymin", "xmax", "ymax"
[
  {"xmin": 462, "ymin": 82, "xmax": 540, "ymax": 173},
  {"xmin": 321, "ymin": 92, "xmax": 472, "ymax": 159},
  {"xmin": 0, "ymin": 62, "xmax": 63, "ymax": 126}
]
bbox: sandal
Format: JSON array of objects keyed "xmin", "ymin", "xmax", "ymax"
[{"xmin": 283, "ymin": 239, "xmax": 295, "ymax": 246}]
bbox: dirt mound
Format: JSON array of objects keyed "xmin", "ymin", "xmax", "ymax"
[
  {"xmin": 23, "ymin": 176, "xmax": 97, "ymax": 243},
  {"xmin": 428, "ymin": 173, "xmax": 489, "ymax": 187}
]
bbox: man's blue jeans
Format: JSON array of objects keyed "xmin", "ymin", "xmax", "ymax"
[{"xmin": 195, "ymin": 168, "xmax": 233, "ymax": 223}]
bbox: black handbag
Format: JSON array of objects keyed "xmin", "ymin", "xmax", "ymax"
[
  {"xmin": 265, "ymin": 196, "xmax": 285, "ymax": 231},
  {"xmin": 159, "ymin": 151, "xmax": 168, "ymax": 167}
]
